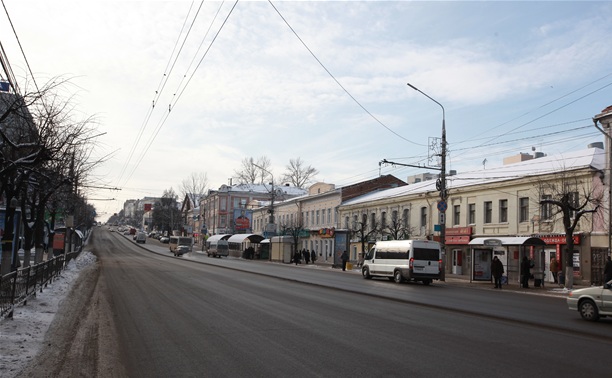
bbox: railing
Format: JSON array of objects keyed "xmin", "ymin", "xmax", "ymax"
[{"xmin": 0, "ymin": 250, "xmax": 81, "ymax": 319}]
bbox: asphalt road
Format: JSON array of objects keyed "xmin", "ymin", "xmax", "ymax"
[{"xmin": 25, "ymin": 228, "xmax": 612, "ymax": 377}]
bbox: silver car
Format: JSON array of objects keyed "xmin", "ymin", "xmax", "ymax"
[{"xmin": 567, "ymin": 280, "xmax": 612, "ymax": 321}]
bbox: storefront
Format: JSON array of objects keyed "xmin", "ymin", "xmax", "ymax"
[
  {"xmin": 533, "ymin": 233, "xmax": 582, "ymax": 283},
  {"xmin": 445, "ymin": 227, "xmax": 472, "ymax": 276},
  {"xmin": 468, "ymin": 237, "xmax": 546, "ymax": 284}
]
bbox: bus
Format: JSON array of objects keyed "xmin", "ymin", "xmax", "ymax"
[{"xmin": 169, "ymin": 236, "xmax": 193, "ymax": 254}]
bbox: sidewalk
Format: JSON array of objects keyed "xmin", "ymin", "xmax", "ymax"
[{"xmin": 300, "ymin": 259, "xmax": 575, "ymax": 297}]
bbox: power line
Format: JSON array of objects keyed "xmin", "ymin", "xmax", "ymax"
[
  {"xmin": 122, "ymin": 1, "xmax": 240, "ymax": 187},
  {"xmin": 115, "ymin": 1, "xmax": 201, "ymax": 188},
  {"xmin": 267, "ymin": 0, "xmax": 424, "ymax": 147}
]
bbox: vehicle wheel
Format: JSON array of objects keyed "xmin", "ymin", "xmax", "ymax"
[
  {"xmin": 422, "ymin": 279, "xmax": 431, "ymax": 286},
  {"xmin": 393, "ymin": 270, "xmax": 403, "ymax": 283},
  {"xmin": 579, "ymin": 300, "xmax": 600, "ymax": 321},
  {"xmin": 362, "ymin": 267, "xmax": 372, "ymax": 279}
]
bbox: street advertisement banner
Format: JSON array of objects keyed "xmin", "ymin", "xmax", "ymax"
[{"xmin": 233, "ymin": 209, "xmax": 252, "ymax": 232}]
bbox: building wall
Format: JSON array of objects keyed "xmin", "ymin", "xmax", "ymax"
[{"xmin": 338, "ymin": 165, "xmax": 605, "ymax": 284}]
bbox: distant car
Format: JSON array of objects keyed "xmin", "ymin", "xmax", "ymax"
[
  {"xmin": 174, "ymin": 245, "xmax": 189, "ymax": 256},
  {"xmin": 135, "ymin": 232, "xmax": 147, "ymax": 244},
  {"xmin": 160, "ymin": 236, "xmax": 169, "ymax": 244},
  {"xmin": 567, "ymin": 280, "xmax": 612, "ymax": 321}
]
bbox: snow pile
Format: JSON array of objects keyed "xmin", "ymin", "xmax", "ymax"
[{"xmin": 0, "ymin": 251, "xmax": 97, "ymax": 378}]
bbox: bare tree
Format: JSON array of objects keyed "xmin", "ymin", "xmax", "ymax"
[
  {"xmin": 351, "ymin": 213, "xmax": 381, "ymax": 266},
  {"xmin": 383, "ymin": 213, "xmax": 415, "ymax": 241},
  {"xmin": 1, "ymin": 78, "xmax": 102, "ymax": 272},
  {"xmin": 282, "ymin": 157, "xmax": 318, "ymax": 188},
  {"xmin": 278, "ymin": 213, "xmax": 305, "ymax": 258},
  {"xmin": 180, "ymin": 172, "xmax": 208, "ymax": 208},
  {"xmin": 234, "ymin": 156, "xmax": 272, "ymax": 184},
  {"xmin": 538, "ymin": 171, "xmax": 604, "ymax": 289}
]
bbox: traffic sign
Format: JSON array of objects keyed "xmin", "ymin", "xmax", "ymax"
[
  {"xmin": 437, "ymin": 200, "xmax": 447, "ymax": 213},
  {"xmin": 439, "ymin": 212, "xmax": 446, "ymax": 225}
]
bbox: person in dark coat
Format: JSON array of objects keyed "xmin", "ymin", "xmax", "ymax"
[
  {"xmin": 491, "ymin": 256, "xmax": 504, "ymax": 289},
  {"xmin": 310, "ymin": 249, "xmax": 316, "ymax": 263},
  {"xmin": 520, "ymin": 256, "xmax": 531, "ymax": 288},
  {"xmin": 294, "ymin": 250, "xmax": 301, "ymax": 265},
  {"xmin": 341, "ymin": 250, "xmax": 349, "ymax": 271},
  {"xmin": 604, "ymin": 256, "xmax": 612, "ymax": 283},
  {"xmin": 303, "ymin": 249, "xmax": 310, "ymax": 264}
]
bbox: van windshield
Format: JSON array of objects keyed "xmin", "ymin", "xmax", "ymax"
[{"xmin": 413, "ymin": 247, "xmax": 439, "ymax": 261}]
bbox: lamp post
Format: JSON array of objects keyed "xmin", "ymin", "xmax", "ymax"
[{"xmin": 407, "ymin": 83, "xmax": 447, "ymax": 252}]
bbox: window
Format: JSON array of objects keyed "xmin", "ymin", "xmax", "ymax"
[
  {"xmin": 402, "ymin": 209, "xmax": 410, "ymax": 229},
  {"xmin": 220, "ymin": 197, "xmax": 227, "ymax": 211},
  {"xmin": 453, "ymin": 205, "xmax": 460, "ymax": 226},
  {"xmin": 345, "ymin": 216, "xmax": 349, "ymax": 229},
  {"xmin": 371, "ymin": 213, "xmax": 376, "ymax": 229},
  {"xmin": 420, "ymin": 207, "xmax": 427, "ymax": 228},
  {"xmin": 519, "ymin": 197, "xmax": 529, "ymax": 222},
  {"xmin": 311, "ymin": 210, "xmax": 315, "ymax": 226},
  {"xmin": 541, "ymin": 195, "xmax": 552, "ymax": 220},
  {"xmin": 499, "ymin": 199, "xmax": 508, "ymax": 223},
  {"xmin": 468, "ymin": 203, "xmax": 476, "ymax": 224},
  {"xmin": 353, "ymin": 215, "xmax": 358, "ymax": 229},
  {"xmin": 381, "ymin": 211, "xmax": 387, "ymax": 228},
  {"xmin": 327, "ymin": 208, "xmax": 331, "ymax": 224},
  {"xmin": 569, "ymin": 191, "xmax": 579, "ymax": 218},
  {"xmin": 484, "ymin": 201, "xmax": 492, "ymax": 224},
  {"xmin": 305, "ymin": 211, "xmax": 309, "ymax": 226},
  {"xmin": 316, "ymin": 210, "xmax": 320, "ymax": 226}
]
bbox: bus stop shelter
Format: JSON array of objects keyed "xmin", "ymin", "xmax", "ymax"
[
  {"xmin": 468, "ymin": 237, "xmax": 546, "ymax": 284},
  {"xmin": 227, "ymin": 234, "xmax": 265, "ymax": 258}
]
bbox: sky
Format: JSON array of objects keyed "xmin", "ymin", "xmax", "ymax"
[{"xmin": 1, "ymin": 1, "xmax": 611, "ymax": 222}]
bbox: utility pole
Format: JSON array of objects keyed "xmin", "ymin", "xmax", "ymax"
[{"xmin": 406, "ymin": 83, "xmax": 447, "ymax": 252}]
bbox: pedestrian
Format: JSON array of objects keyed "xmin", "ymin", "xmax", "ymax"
[
  {"xmin": 491, "ymin": 256, "xmax": 504, "ymax": 289},
  {"xmin": 604, "ymin": 256, "xmax": 612, "ymax": 283},
  {"xmin": 550, "ymin": 257, "xmax": 560, "ymax": 283},
  {"xmin": 294, "ymin": 250, "xmax": 301, "ymax": 265},
  {"xmin": 310, "ymin": 249, "xmax": 316, "ymax": 263},
  {"xmin": 341, "ymin": 250, "xmax": 349, "ymax": 271},
  {"xmin": 303, "ymin": 249, "xmax": 310, "ymax": 264},
  {"xmin": 520, "ymin": 256, "xmax": 531, "ymax": 288}
]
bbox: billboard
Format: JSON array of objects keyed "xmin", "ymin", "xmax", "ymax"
[{"xmin": 233, "ymin": 209, "xmax": 252, "ymax": 232}]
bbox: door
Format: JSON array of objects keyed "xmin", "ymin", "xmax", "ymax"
[{"xmin": 452, "ymin": 249, "xmax": 462, "ymax": 275}]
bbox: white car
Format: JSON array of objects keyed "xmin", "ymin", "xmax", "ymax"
[{"xmin": 567, "ymin": 280, "xmax": 612, "ymax": 321}]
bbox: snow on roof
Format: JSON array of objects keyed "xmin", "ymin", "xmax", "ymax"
[
  {"xmin": 225, "ymin": 183, "xmax": 308, "ymax": 197},
  {"xmin": 342, "ymin": 147, "xmax": 605, "ymax": 206}
]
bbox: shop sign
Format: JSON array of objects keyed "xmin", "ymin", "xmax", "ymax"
[
  {"xmin": 536, "ymin": 234, "xmax": 581, "ymax": 245},
  {"xmin": 319, "ymin": 227, "xmax": 335, "ymax": 238}
]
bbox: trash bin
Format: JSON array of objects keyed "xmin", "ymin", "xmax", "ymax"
[{"xmin": 558, "ymin": 272, "xmax": 565, "ymax": 285}]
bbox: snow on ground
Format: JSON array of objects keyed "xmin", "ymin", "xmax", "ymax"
[{"xmin": 0, "ymin": 251, "xmax": 97, "ymax": 378}]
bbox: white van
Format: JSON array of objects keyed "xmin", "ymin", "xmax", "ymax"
[
  {"xmin": 362, "ymin": 240, "xmax": 442, "ymax": 285},
  {"xmin": 206, "ymin": 239, "xmax": 229, "ymax": 258},
  {"xmin": 135, "ymin": 232, "xmax": 147, "ymax": 244}
]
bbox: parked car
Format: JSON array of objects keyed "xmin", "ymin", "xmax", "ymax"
[
  {"xmin": 160, "ymin": 236, "xmax": 169, "ymax": 244},
  {"xmin": 567, "ymin": 280, "xmax": 612, "ymax": 321},
  {"xmin": 174, "ymin": 245, "xmax": 190, "ymax": 256}
]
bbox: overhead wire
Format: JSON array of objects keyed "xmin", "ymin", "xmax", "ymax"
[
  {"xmin": 123, "ymin": 0, "xmax": 239, "ymax": 186},
  {"xmin": 115, "ymin": 1, "xmax": 201, "ymax": 188},
  {"xmin": 267, "ymin": 0, "xmax": 424, "ymax": 147}
]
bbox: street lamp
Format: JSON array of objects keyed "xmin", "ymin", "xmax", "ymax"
[{"xmin": 407, "ymin": 83, "xmax": 447, "ymax": 251}]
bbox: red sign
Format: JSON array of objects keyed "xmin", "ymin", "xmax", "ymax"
[
  {"xmin": 144, "ymin": 203, "xmax": 152, "ymax": 211},
  {"xmin": 536, "ymin": 234, "xmax": 581, "ymax": 245},
  {"xmin": 446, "ymin": 227, "xmax": 472, "ymax": 236}
]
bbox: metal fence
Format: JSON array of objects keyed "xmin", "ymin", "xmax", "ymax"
[{"xmin": 0, "ymin": 251, "xmax": 81, "ymax": 319}]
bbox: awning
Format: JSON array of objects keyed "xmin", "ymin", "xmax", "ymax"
[
  {"xmin": 468, "ymin": 237, "xmax": 546, "ymax": 246},
  {"xmin": 227, "ymin": 234, "xmax": 265, "ymax": 244},
  {"xmin": 206, "ymin": 234, "xmax": 232, "ymax": 243},
  {"xmin": 260, "ymin": 239, "xmax": 270, "ymax": 244}
]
